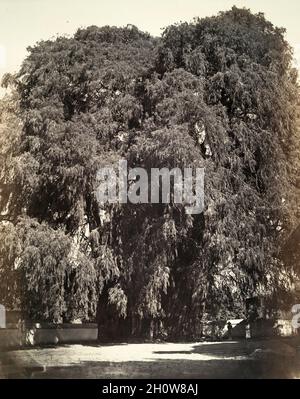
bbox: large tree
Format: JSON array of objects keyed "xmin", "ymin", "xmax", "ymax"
[{"xmin": 0, "ymin": 8, "xmax": 299, "ymax": 339}]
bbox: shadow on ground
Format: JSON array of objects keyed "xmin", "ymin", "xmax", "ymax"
[{"xmin": 2, "ymin": 339, "xmax": 300, "ymax": 379}]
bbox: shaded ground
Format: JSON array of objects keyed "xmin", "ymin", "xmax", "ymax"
[{"xmin": 1, "ymin": 339, "xmax": 300, "ymax": 379}]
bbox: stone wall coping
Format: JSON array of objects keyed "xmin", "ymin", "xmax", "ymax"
[{"xmin": 25, "ymin": 323, "xmax": 98, "ymax": 329}]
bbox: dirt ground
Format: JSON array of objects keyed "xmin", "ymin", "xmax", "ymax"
[{"xmin": 1, "ymin": 339, "xmax": 300, "ymax": 379}]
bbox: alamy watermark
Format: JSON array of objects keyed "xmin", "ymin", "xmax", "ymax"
[{"xmin": 95, "ymin": 159, "xmax": 204, "ymax": 214}]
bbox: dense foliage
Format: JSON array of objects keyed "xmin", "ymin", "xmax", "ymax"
[{"xmin": 0, "ymin": 7, "xmax": 299, "ymax": 339}]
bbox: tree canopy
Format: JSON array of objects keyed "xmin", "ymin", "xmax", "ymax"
[{"xmin": 0, "ymin": 7, "xmax": 299, "ymax": 339}]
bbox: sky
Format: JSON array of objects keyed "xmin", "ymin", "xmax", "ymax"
[{"xmin": 0, "ymin": 0, "xmax": 300, "ymax": 82}]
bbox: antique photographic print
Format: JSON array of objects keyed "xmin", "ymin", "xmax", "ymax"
[{"xmin": 0, "ymin": 0, "xmax": 300, "ymax": 384}]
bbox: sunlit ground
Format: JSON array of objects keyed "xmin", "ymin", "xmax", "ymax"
[{"xmin": 1, "ymin": 339, "xmax": 300, "ymax": 379}]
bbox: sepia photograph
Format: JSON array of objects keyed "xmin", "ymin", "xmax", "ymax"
[{"xmin": 0, "ymin": 0, "xmax": 300, "ymax": 386}]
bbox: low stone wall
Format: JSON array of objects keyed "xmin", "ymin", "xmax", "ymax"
[
  {"xmin": 0, "ymin": 324, "xmax": 98, "ymax": 348},
  {"xmin": 275, "ymin": 319, "xmax": 297, "ymax": 337},
  {"xmin": 200, "ymin": 318, "xmax": 297, "ymax": 340},
  {"xmin": 25, "ymin": 323, "xmax": 98, "ymax": 346},
  {"xmin": 250, "ymin": 319, "xmax": 297, "ymax": 338},
  {"xmin": 0, "ymin": 328, "xmax": 22, "ymax": 349}
]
